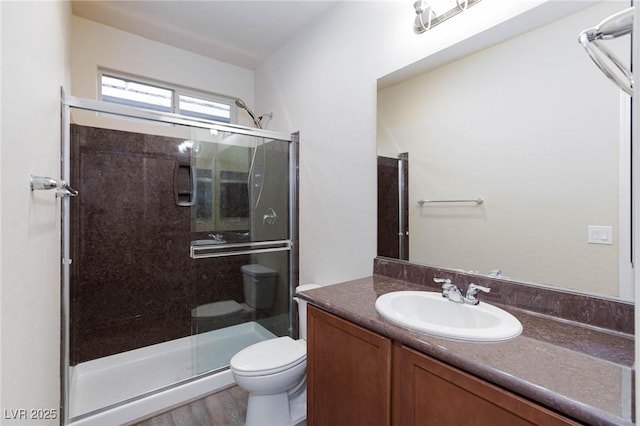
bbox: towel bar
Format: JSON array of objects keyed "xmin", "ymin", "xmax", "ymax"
[{"xmin": 417, "ymin": 198, "xmax": 483, "ymax": 206}]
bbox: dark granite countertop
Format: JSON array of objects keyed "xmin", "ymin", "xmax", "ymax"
[{"xmin": 298, "ymin": 275, "xmax": 634, "ymax": 426}]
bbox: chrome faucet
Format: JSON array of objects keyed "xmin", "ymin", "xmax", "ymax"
[
  {"xmin": 434, "ymin": 278, "xmax": 463, "ymax": 302},
  {"xmin": 465, "ymin": 283, "xmax": 491, "ymax": 305},
  {"xmin": 208, "ymin": 233, "xmax": 224, "ymax": 242},
  {"xmin": 433, "ymin": 278, "xmax": 490, "ymax": 305}
]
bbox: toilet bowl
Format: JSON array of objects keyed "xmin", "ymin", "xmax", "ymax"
[{"xmin": 230, "ymin": 283, "xmax": 321, "ymax": 426}]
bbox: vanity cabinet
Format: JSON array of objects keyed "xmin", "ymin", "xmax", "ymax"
[
  {"xmin": 307, "ymin": 305, "xmax": 392, "ymax": 426},
  {"xmin": 307, "ymin": 305, "xmax": 579, "ymax": 426},
  {"xmin": 393, "ymin": 344, "xmax": 579, "ymax": 426}
]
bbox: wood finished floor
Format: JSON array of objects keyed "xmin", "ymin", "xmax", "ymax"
[{"xmin": 128, "ymin": 386, "xmax": 248, "ymax": 426}]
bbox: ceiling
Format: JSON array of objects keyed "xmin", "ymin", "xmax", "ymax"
[{"xmin": 71, "ymin": 1, "xmax": 338, "ymax": 70}]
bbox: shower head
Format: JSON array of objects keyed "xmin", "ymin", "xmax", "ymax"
[
  {"xmin": 234, "ymin": 98, "xmax": 248, "ymax": 109},
  {"xmin": 234, "ymin": 98, "xmax": 262, "ymax": 129}
]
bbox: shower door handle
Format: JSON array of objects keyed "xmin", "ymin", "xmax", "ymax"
[{"xmin": 174, "ymin": 162, "xmax": 197, "ymax": 207}]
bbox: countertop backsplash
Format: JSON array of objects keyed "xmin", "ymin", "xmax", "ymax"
[{"xmin": 373, "ymin": 257, "xmax": 634, "ymax": 335}]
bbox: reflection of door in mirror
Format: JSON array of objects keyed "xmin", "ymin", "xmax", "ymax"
[{"xmin": 377, "ymin": 153, "xmax": 409, "ymax": 260}]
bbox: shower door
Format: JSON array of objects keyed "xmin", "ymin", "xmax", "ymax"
[
  {"xmin": 188, "ymin": 128, "xmax": 293, "ymax": 374},
  {"xmin": 62, "ymin": 97, "xmax": 297, "ymax": 423}
]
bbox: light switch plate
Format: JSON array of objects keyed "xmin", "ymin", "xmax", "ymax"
[{"xmin": 588, "ymin": 225, "xmax": 613, "ymax": 245}]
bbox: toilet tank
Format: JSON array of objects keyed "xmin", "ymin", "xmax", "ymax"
[
  {"xmin": 295, "ymin": 284, "xmax": 321, "ymax": 340},
  {"xmin": 241, "ymin": 264, "xmax": 278, "ymax": 309}
]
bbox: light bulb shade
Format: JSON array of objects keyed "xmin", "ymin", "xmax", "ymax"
[
  {"xmin": 414, "ymin": 16, "xmax": 426, "ymax": 33},
  {"xmin": 413, "ymin": 0, "xmax": 482, "ymax": 34},
  {"xmin": 413, "ymin": 0, "xmax": 427, "ymax": 14},
  {"xmin": 456, "ymin": 0, "xmax": 469, "ymax": 11},
  {"xmin": 414, "ymin": 2, "xmax": 435, "ymax": 33}
]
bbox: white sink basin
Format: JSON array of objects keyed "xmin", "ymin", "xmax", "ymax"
[{"xmin": 375, "ymin": 291, "xmax": 522, "ymax": 342}]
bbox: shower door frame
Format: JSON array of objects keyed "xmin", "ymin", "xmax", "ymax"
[{"xmin": 59, "ymin": 94, "xmax": 299, "ymax": 425}]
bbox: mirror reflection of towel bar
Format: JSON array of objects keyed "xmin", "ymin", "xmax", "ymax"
[{"xmin": 417, "ymin": 198, "xmax": 483, "ymax": 206}]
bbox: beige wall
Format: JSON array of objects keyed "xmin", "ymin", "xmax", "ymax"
[
  {"xmin": 255, "ymin": 0, "xmax": 596, "ymax": 287},
  {"xmin": 1, "ymin": 1, "xmax": 71, "ymax": 424},
  {"xmin": 70, "ymin": 15, "xmax": 255, "ymax": 122},
  {"xmin": 378, "ymin": 2, "xmax": 626, "ymax": 297}
]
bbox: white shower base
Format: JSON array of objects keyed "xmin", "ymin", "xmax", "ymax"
[{"xmin": 68, "ymin": 321, "xmax": 275, "ymax": 426}]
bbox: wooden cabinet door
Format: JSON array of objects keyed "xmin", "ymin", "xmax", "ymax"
[
  {"xmin": 307, "ymin": 306, "xmax": 392, "ymax": 426},
  {"xmin": 393, "ymin": 344, "xmax": 580, "ymax": 426}
]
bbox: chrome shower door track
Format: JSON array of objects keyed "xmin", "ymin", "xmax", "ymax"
[{"xmin": 62, "ymin": 95, "xmax": 293, "ymax": 141}]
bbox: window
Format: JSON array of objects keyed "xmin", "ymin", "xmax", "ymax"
[
  {"xmin": 100, "ymin": 73, "xmax": 233, "ymax": 123},
  {"xmin": 178, "ymin": 94, "xmax": 230, "ymax": 122}
]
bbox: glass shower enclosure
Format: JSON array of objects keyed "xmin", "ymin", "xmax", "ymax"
[{"xmin": 60, "ymin": 95, "xmax": 298, "ymax": 424}]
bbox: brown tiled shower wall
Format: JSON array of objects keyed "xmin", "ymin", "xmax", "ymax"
[{"xmin": 69, "ymin": 125, "xmax": 266, "ymax": 364}]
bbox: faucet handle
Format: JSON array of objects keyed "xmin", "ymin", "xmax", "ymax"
[
  {"xmin": 434, "ymin": 278, "xmax": 459, "ymax": 299},
  {"xmin": 434, "ymin": 278, "xmax": 454, "ymax": 291},
  {"xmin": 208, "ymin": 233, "xmax": 224, "ymax": 241},
  {"xmin": 466, "ymin": 283, "xmax": 490, "ymax": 300}
]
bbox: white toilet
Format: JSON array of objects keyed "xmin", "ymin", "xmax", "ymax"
[{"xmin": 230, "ymin": 283, "xmax": 320, "ymax": 426}]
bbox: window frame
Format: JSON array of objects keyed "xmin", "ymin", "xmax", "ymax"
[{"xmin": 98, "ymin": 69, "xmax": 237, "ymax": 124}]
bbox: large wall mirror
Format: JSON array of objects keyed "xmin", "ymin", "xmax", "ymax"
[{"xmin": 377, "ymin": 1, "xmax": 632, "ymax": 300}]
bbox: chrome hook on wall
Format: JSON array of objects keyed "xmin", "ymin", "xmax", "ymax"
[{"xmin": 30, "ymin": 175, "xmax": 78, "ymax": 197}]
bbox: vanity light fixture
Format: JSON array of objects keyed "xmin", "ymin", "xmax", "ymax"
[
  {"xmin": 413, "ymin": 0, "xmax": 435, "ymax": 33},
  {"xmin": 413, "ymin": 0, "xmax": 482, "ymax": 34}
]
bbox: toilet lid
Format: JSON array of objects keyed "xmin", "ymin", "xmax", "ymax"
[
  {"xmin": 230, "ymin": 336, "xmax": 306, "ymax": 376},
  {"xmin": 241, "ymin": 264, "xmax": 278, "ymax": 277}
]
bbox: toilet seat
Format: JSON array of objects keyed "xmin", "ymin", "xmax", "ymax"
[
  {"xmin": 191, "ymin": 300, "xmax": 243, "ymax": 318},
  {"xmin": 231, "ymin": 336, "xmax": 306, "ymax": 377}
]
